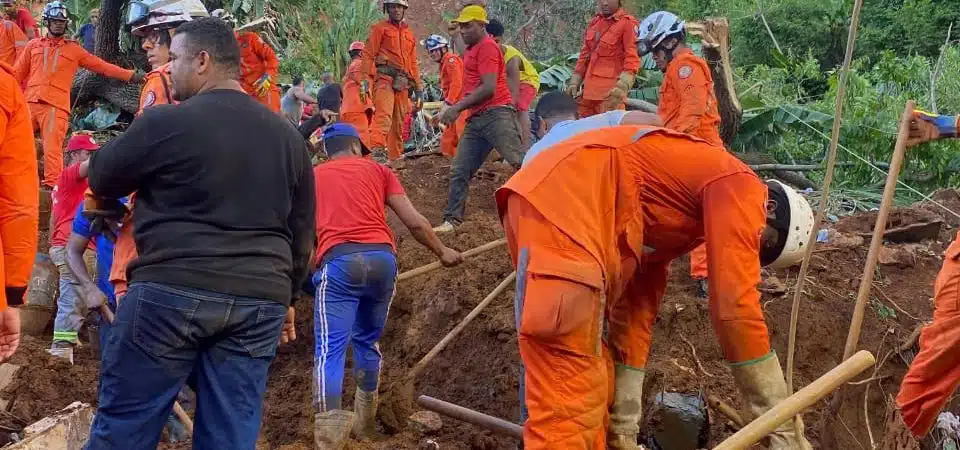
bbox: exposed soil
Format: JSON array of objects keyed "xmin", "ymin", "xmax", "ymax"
[{"xmin": 8, "ymin": 154, "xmax": 960, "ymax": 449}]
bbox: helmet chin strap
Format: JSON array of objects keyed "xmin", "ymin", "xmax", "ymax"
[{"xmin": 655, "ymin": 38, "xmax": 681, "ymax": 72}]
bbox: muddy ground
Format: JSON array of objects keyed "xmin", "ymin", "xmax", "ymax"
[{"xmin": 5, "ymin": 154, "xmax": 960, "ymax": 449}]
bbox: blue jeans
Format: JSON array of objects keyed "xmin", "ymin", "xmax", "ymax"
[
  {"xmin": 85, "ymin": 282, "xmax": 287, "ymax": 450},
  {"xmin": 313, "ymin": 250, "xmax": 397, "ymax": 412}
]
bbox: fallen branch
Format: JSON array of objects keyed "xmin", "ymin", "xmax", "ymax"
[
  {"xmin": 847, "ymin": 374, "xmax": 891, "ymax": 386},
  {"xmin": 709, "ymin": 395, "xmax": 745, "ymax": 429},
  {"xmin": 872, "ymin": 284, "xmax": 922, "ymax": 321},
  {"xmin": 670, "ymin": 358, "xmax": 697, "ymax": 378},
  {"xmin": 680, "ymin": 334, "xmax": 715, "ymax": 378}
]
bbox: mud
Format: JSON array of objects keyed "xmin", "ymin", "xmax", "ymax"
[{"xmin": 8, "ymin": 156, "xmax": 960, "ymax": 449}]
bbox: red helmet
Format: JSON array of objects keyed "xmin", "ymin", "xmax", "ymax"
[
  {"xmin": 66, "ymin": 133, "xmax": 99, "ymax": 152},
  {"xmin": 349, "ymin": 41, "xmax": 365, "ymax": 52}
]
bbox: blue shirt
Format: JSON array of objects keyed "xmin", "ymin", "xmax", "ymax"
[
  {"xmin": 72, "ymin": 199, "xmax": 126, "ymax": 305},
  {"xmin": 78, "ymin": 23, "xmax": 96, "ymax": 53},
  {"xmin": 522, "ymin": 110, "xmax": 628, "ymax": 167}
]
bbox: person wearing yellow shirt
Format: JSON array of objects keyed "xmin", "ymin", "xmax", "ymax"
[{"xmin": 487, "ymin": 18, "xmax": 539, "ymax": 150}]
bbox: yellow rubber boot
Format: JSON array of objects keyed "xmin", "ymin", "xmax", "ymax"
[
  {"xmin": 608, "ymin": 365, "xmax": 645, "ymax": 450},
  {"xmin": 730, "ymin": 352, "xmax": 813, "ymax": 450}
]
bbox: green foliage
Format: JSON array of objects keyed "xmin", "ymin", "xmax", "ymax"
[
  {"xmin": 276, "ymin": 0, "xmax": 379, "ymax": 79},
  {"xmin": 483, "ymin": 0, "xmax": 597, "ymax": 61}
]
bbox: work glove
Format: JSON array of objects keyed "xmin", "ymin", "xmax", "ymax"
[
  {"xmin": 907, "ymin": 110, "xmax": 958, "ymax": 147},
  {"xmin": 255, "ymin": 74, "xmax": 273, "ymax": 97},
  {"xmin": 605, "ymin": 72, "xmax": 635, "ymax": 103},
  {"xmin": 360, "ymin": 79, "xmax": 372, "ymax": 104},
  {"xmin": 411, "ymin": 88, "xmax": 423, "ymax": 111},
  {"xmin": 565, "ymin": 73, "xmax": 584, "ymax": 98},
  {"xmin": 130, "ymin": 70, "xmax": 146, "ymax": 84}
]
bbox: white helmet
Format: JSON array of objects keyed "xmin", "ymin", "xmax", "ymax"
[
  {"xmin": 763, "ymin": 180, "xmax": 815, "ymax": 269},
  {"xmin": 421, "ymin": 34, "xmax": 449, "ymax": 52},
  {"xmin": 636, "ymin": 11, "xmax": 685, "ymax": 56},
  {"xmin": 383, "ymin": 0, "xmax": 409, "ymax": 7},
  {"xmin": 211, "ymin": 8, "xmax": 236, "ymax": 26},
  {"xmin": 42, "ymin": 1, "xmax": 69, "ymax": 20},
  {"xmin": 128, "ymin": 0, "xmax": 208, "ymax": 37}
]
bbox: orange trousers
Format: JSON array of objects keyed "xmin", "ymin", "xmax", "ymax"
[
  {"xmin": 440, "ymin": 113, "xmax": 466, "ymax": 157},
  {"xmin": 29, "ymin": 102, "xmax": 70, "ymax": 187},
  {"xmin": 504, "ymin": 194, "xmax": 610, "ymax": 450},
  {"xmin": 370, "ymin": 75, "xmax": 410, "ymax": 160},
  {"xmin": 689, "ymin": 243, "xmax": 708, "ymax": 279},
  {"xmin": 577, "ymin": 98, "xmax": 625, "ymax": 119},
  {"xmin": 896, "ymin": 233, "xmax": 960, "ymax": 437},
  {"xmin": 340, "ymin": 111, "xmax": 373, "ymax": 149},
  {"xmin": 609, "ymin": 173, "xmax": 771, "ymax": 367}
]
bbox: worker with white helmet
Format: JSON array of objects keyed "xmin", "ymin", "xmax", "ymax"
[
  {"xmin": 339, "ymin": 41, "xmax": 375, "ymax": 147},
  {"xmin": 501, "ymin": 92, "xmax": 815, "ymax": 449},
  {"xmin": 422, "ymin": 34, "xmax": 466, "ymax": 157}
]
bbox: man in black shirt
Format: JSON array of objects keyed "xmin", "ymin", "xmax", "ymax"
[
  {"xmin": 83, "ymin": 18, "xmax": 315, "ymax": 450},
  {"xmin": 316, "ymin": 72, "xmax": 342, "ymax": 113}
]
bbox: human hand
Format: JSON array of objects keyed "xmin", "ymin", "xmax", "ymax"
[
  {"xmin": 255, "ymin": 74, "xmax": 272, "ymax": 97},
  {"xmin": 565, "ymin": 73, "xmax": 583, "ymax": 97},
  {"xmin": 0, "ymin": 308, "xmax": 20, "ymax": 362},
  {"xmin": 439, "ymin": 247, "xmax": 464, "ymax": 267},
  {"xmin": 439, "ymin": 105, "xmax": 460, "ymax": 126},
  {"xmin": 319, "ymin": 109, "xmax": 337, "ymax": 125},
  {"xmin": 279, "ymin": 307, "xmax": 296, "ymax": 345},
  {"xmin": 79, "ymin": 283, "xmax": 108, "ymax": 313},
  {"xmin": 130, "ymin": 70, "xmax": 146, "ymax": 84},
  {"xmin": 907, "ymin": 110, "xmax": 956, "ymax": 147}
]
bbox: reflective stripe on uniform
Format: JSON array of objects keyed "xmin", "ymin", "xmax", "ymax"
[
  {"xmin": 53, "ymin": 330, "xmax": 78, "ymax": 342},
  {"xmin": 315, "ymin": 266, "xmax": 330, "ymax": 412},
  {"xmin": 51, "ymin": 48, "xmax": 60, "ymax": 73}
]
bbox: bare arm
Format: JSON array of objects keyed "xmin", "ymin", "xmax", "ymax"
[
  {"xmin": 386, "ymin": 194, "xmax": 446, "ymax": 257},
  {"xmin": 294, "ymin": 88, "xmax": 317, "ymax": 104},
  {"xmin": 450, "ymin": 73, "xmax": 495, "ymax": 115},
  {"xmin": 65, "ymin": 232, "xmax": 95, "ymax": 292},
  {"xmin": 621, "ymin": 111, "xmax": 664, "ymax": 127},
  {"xmin": 505, "ymin": 56, "xmax": 520, "ymax": 107}
]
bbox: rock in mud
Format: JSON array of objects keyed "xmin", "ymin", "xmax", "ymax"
[
  {"xmin": 408, "ymin": 410, "xmax": 443, "ymax": 434},
  {"xmin": 645, "ymin": 392, "xmax": 709, "ymax": 450}
]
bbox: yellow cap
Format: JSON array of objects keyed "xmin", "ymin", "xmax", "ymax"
[{"xmin": 452, "ymin": 5, "xmax": 488, "ymax": 24}]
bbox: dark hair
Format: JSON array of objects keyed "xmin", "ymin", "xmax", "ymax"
[
  {"xmin": 156, "ymin": 28, "xmax": 172, "ymax": 47},
  {"xmin": 349, "ymin": 49, "xmax": 362, "ymax": 59},
  {"xmin": 324, "ymin": 135, "xmax": 359, "ymax": 156},
  {"xmin": 175, "ymin": 18, "xmax": 241, "ymax": 77},
  {"xmin": 292, "ymin": 74, "xmax": 303, "ymax": 86},
  {"xmin": 485, "ymin": 18, "xmax": 504, "ymax": 37},
  {"xmin": 535, "ymin": 91, "xmax": 578, "ymax": 119}
]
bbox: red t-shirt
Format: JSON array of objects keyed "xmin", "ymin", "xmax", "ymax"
[
  {"xmin": 463, "ymin": 35, "xmax": 512, "ymax": 116},
  {"xmin": 50, "ymin": 164, "xmax": 88, "ymax": 247},
  {"xmin": 313, "ymin": 157, "xmax": 405, "ymax": 261},
  {"xmin": 13, "ymin": 9, "xmax": 37, "ymax": 38}
]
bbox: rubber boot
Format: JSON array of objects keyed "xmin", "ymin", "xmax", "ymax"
[
  {"xmin": 314, "ymin": 410, "xmax": 354, "ymax": 450},
  {"xmin": 352, "ymin": 388, "xmax": 385, "ymax": 440},
  {"xmin": 730, "ymin": 352, "xmax": 813, "ymax": 450},
  {"xmin": 47, "ymin": 341, "xmax": 74, "ymax": 364},
  {"xmin": 695, "ymin": 278, "xmax": 709, "ymax": 299},
  {"xmin": 608, "ymin": 365, "xmax": 645, "ymax": 450}
]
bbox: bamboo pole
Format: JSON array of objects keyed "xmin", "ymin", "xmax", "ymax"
[
  {"xmin": 785, "ymin": 0, "xmax": 865, "ymax": 394},
  {"xmin": 396, "ymin": 238, "xmax": 506, "ymax": 282},
  {"xmin": 713, "ymin": 351, "xmax": 875, "ymax": 450},
  {"xmin": 417, "ymin": 395, "xmax": 523, "ymax": 440},
  {"xmin": 841, "ymin": 100, "xmax": 915, "ymax": 360}
]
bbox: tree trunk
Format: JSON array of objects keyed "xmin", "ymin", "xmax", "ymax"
[
  {"xmin": 689, "ymin": 18, "xmax": 742, "ymax": 145},
  {"xmin": 736, "ymin": 152, "xmax": 818, "ymax": 190}
]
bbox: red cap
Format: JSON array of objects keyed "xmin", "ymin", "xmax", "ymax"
[
  {"xmin": 349, "ymin": 41, "xmax": 365, "ymax": 52},
  {"xmin": 66, "ymin": 134, "xmax": 99, "ymax": 152}
]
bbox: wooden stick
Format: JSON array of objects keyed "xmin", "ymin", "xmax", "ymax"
[
  {"xmin": 712, "ymin": 350, "xmax": 876, "ymax": 450},
  {"xmin": 708, "ymin": 395, "xmax": 745, "ymax": 429},
  {"xmin": 785, "ymin": 0, "xmax": 865, "ymax": 395},
  {"xmin": 407, "ymin": 271, "xmax": 516, "ymax": 380},
  {"xmin": 841, "ymin": 100, "xmax": 915, "ymax": 361},
  {"xmin": 416, "ymin": 395, "xmax": 522, "ymax": 440},
  {"xmin": 396, "ymin": 238, "xmax": 506, "ymax": 282}
]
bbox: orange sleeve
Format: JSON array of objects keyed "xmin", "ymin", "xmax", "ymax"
[
  {"xmin": 441, "ymin": 56, "xmax": 464, "ymax": 104},
  {"xmin": 12, "ymin": 39, "xmax": 31, "ymax": 83},
  {"xmin": 361, "ymin": 24, "xmax": 382, "ymax": 79},
  {"xmin": 620, "ymin": 17, "xmax": 641, "ymax": 74},
  {"xmin": 252, "ymin": 34, "xmax": 279, "ymax": 79},
  {"xmin": 664, "ymin": 63, "xmax": 709, "ymax": 135},
  {"xmin": 137, "ymin": 75, "xmax": 167, "ymax": 115},
  {"xmin": 0, "ymin": 73, "xmax": 38, "ymax": 308},
  {"xmin": 407, "ymin": 29, "xmax": 421, "ymax": 89},
  {"xmin": 573, "ymin": 19, "xmax": 595, "ymax": 76},
  {"xmin": 76, "ymin": 45, "xmax": 133, "ymax": 81}
]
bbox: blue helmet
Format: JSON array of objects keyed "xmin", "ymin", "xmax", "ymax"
[{"xmin": 421, "ymin": 34, "xmax": 449, "ymax": 52}]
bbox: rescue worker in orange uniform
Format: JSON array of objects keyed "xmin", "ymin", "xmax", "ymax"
[
  {"xmin": 0, "ymin": 58, "xmax": 39, "ymax": 361},
  {"xmin": 211, "ymin": 9, "xmax": 281, "ymax": 113},
  {"xmin": 896, "ymin": 110, "xmax": 960, "ymax": 438},
  {"xmin": 503, "ymin": 92, "xmax": 815, "ymax": 450},
  {"xmin": 566, "ymin": 0, "xmax": 640, "ymax": 118},
  {"xmin": 14, "ymin": 1, "xmax": 142, "ymax": 188},
  {"xmin": 362, "ymin": 0, "xmax": 422, "ymax": 160},
  {"xmin": 340, "ymin": 41, "xmax": 375, "ymax": 148},
  {"xmin": 0, "ymin": 0, "xmax": 26, "ymax": 66},
  {"xmin": 422, "ymin": 34, "xmax": 465, "ymax": 157},
  {"xmin": 638, "ymin": 10, "xmax": 724, "ymax": 297}
]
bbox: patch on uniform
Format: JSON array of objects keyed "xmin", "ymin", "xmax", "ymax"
[
  {"xmin": 143, "ymin": 91, "xmax": 156, "ymax": 108},
  {"xmin": 678, "ymin": 65, "xmax": 693, "ymax": 79},
  {"xmin": 447, "ymin": 56, "xmax": 457, "ymax": 64}
]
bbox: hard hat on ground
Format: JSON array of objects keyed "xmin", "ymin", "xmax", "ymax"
[
  {"xmin": 349, "ymin": 41, "xmax": 365, "ymax": 52},
  {"xmin": 42, "ymin": 1, "xmax": 69, "ymax": 21},
  {"xmin": 65, "ymin": 133, "xmax": 99, "ymax": 152},
  {"xmin": 421, "ymin": 34, "xmax": 449, "ymax": 52},
  {"xmin": 636, "ymin": 11, "xmax": 685, "ymax": 56},
  {"xmin": 452, "ymin": 5, "xmax": 488, "ymax": 25},
  {"xmin": 762, "ymin": 180, "xmax": 815, "ymax": 269},
  {"xmin": 382, "ymin": 0, "xmax": 409, "ymax": 8},
  {"xmin": 128, "ymin": 0, "xmax": 208, "ymax": 37}
]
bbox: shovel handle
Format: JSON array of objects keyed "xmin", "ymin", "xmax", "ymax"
[{"xmin": 396, "ymin": 238, "xmax": 506, "ymax": 282}]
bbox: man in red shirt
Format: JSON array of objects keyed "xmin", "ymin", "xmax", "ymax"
[
  {"xmin": 3, "ymin": 0, "xmax": 36, "ymax": 40},
  {"xmin": 436, "ymin": 4, "xmax": 524, "ymax": 233},
  {"xmin": 311, "ymin": 123, "xmax": 462, "ymax": 447},
  {"xmin": 47, "ymin": 132, "xmax": 97, "ymax": 362}
]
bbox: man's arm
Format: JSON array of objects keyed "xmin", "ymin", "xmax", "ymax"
[
  {"xmin": 0, "ymin": 88, "xmax": 38, "ymax": 308},
  {"xmin": 64, "ymin": 231, "xmax": 95, "ymax": 295},
  {"xmin": 294, "ymin": 88, "xmax": 317, "ymax": 104},
  {"xmin": 505, "ymin": 56, "xmax": 520, "ymax": 108},
  {"xmin": 286, "ymin": 143, "xmax": 316, "ymax": 301},
  {"xmin": 620, "ymin": 17, "xmax": 641, "ymax": 75},
  {"xmin": 444, "ymin": 58, "xmax": 464, "ymax": 103},
  {"xmin": 361, "ymin": 25, "xmax": 382, "ymax": 79},
  {"xmin": 78, "ymin": 46, "xmax": 134, "ymax": 81},
  {"xmin": 13, "ymin": 40, "xmax": 31, "ymax": 83},
  {"xmin": 665, "ymin": 64, "xmax": 710, "ymax": 134},
  {"xmin": 386, "ymin": 194, "xmax": 450, "ymax": 258},
  {"xmin": 621, "ymin": 111, "xmax": 664, "ymax": 127},
  {"xmin": 253, "ymin": 34, "xmax": 279, "ymax": 80},
  {"xmin": 88, "ymin": 110, "xmax": 160, "ymax": 198},
  {"xmin": 17, "ymin": 10, "xmax": 35, "ymax": 40},
  {"xmin": 572, "ymin": 22, "xmax": 594, "ymax": 77}
]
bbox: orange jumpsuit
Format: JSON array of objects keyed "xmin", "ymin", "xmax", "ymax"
[
  {"xmin": 0, "ymin": 61, "xmax": 39, "ymax": 309},
  {"xmin": 362, "ymin": 19, "xmax": 420, "ymax": 159},
  {"xmin": 236, "ymin": 31, "xmax": 280, "ymax": 113},
  {"xmin": 137, "ymin": 63, "xmax": 173, "ymax": 115},
  {"xmin": 657, "ymin": 47, "xmax": 724, "ymax": 281},
  {"xmin": 340, "ymin": 57, "xmax": 374, "ymax": 148},
  {"xmin": 438, "ymin": 52, "xmax": 465, "ymax": 157},
  {"xmin": 0, "ymin": 20, "xmax": 26, "ymax": 66},
  {"xmin": 572, "ymin": 9, "xmax": 641, "ymax": 118},
  {"xmin": 498, "ymin": 126, "xmax": 769, "ymax": 449},
  {"xmin": 14, "ymin": 36, "xmax": 134, "ymax": 187},
  {"xmin": 896, "ymin": 233, "xmax": 960, "ymax": 437}
]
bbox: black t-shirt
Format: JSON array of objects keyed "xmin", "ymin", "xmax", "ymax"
[
  {"xmin": 316, "ymin": 83, "xmax": 342, "ymax": 113},
  {"xmin": 89, "ymin": 89, "xmax": 316, "ymax": 305}
]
